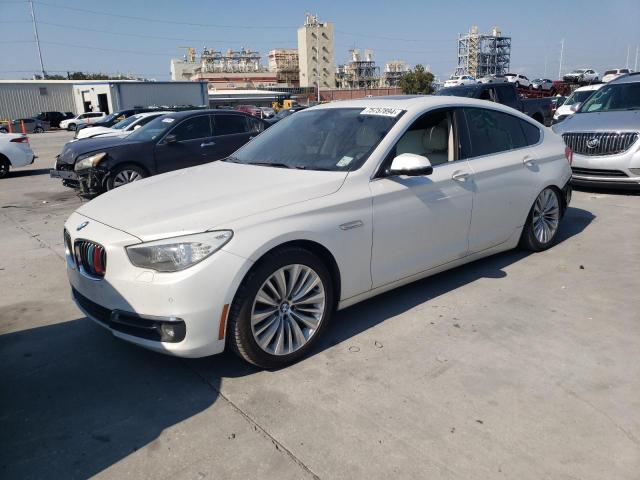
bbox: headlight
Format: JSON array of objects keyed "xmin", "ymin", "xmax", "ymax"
[
  {"xmin": 126, "ymin": 230, "xmax": 233, "ymax": 272},
  {"xmin": 75, "ymin": 152, "xmax": 106, "ymax": 171}
]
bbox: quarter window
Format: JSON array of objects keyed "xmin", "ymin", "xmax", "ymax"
[
  {"xmin": 214, "ymin": 114, "xmax": 248, "ymax": 136},
  {"xmin": 170, "ymin": 116, "xmax": 212, "ymax": 141},
  {"xmin": 246, "ymin": 117, "xmax": 265, "ymax": 134},
  {"xmin": 463, "ymin": 108, "xmax": 527, "ymax": 157},
  {"xmin": 520, "ymin": 120, "xmax": 541, "ymax": 145}
]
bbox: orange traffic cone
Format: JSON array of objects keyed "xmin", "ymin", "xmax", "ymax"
[{"xmin": 20, "ymin": 120, "xmax": 26, "ymax": 134}]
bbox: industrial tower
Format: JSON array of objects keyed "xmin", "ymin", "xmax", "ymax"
[{"xmin": 455, "ymin": 26, "xmax": 511, "ymax": 78}]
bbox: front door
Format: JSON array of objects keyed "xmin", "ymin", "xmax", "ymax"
[
  {"xmin": 154, "ymin": 114, "xmax": 214, "ymax": 174},
  {"xmin": 210, "ymin": 113, "xmax": 256, "ymax": 160},
  {"xmin": 370, "ymin": 108, "xmax": 474, "ymax": 288}
]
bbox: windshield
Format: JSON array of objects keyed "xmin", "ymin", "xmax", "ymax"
[
  {"xmin": 572, "ymin": 69, "xmax": 586, "ymax": 74},
  {"xmin": 580, "ymin": 82, "xmax": 640, "ymax": 113},
  {"xmin": 126, "ymin": 115, "xmax": 176, "ymax": 141},
  {"xmin": 227, "ymin": 108, "xmax": 402, "ymax": 172},
  {"xmin": 112, "ymin": 115, "xmax": 142, "ymax": 130},
  {"xmin": 436, "ymin": 86, "xmax": 477, "ymax": 97},
  {"xmin": 100, "ymin": 112, "xmax": 120, "ymax": 123},
  {"xmin": 564, "ymin": 89, "xmax": 598, "ymax": 106}
]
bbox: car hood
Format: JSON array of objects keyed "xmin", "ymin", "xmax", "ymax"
[
  {"xmin": 76, "ymin": 161, "xmax": 348, "ymax": 241},
  {"xmin": 58, "ymin": 136, "xmax": 141, "ymax": 164},
  {"xmin": 78, "ymin": 126, "xmax": 115, "ymax": 138},
  {"xmin": 553, "ymin": 110, "xmax": 640, "ymax": 134}
]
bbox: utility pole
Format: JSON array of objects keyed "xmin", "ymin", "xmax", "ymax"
[
  {"xmin": 316, "ymin": 15, "xmax": 321, "ymax": 103},
  {"xmin": 635, "ymin": 45, "xmax": 639, "ymax": 71},
  {"xmin": 28, "ymin": 0, "xmax": 46, "ymax": 79},
  {"xmin": 558, "ymin": 38, "xmax": 564, "ymax": 79},
  {"xmin": 544, "ymin": 55, "xmax": 548, "ymax": 77},
  {"xmin": 626, "ymin": 45, "xmax": 630, "ymax": 69}
]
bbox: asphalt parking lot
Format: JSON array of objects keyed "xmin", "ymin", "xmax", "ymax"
[{"xmin": 1, "ymin": 131, "xmax": 639, "ymax": 479}]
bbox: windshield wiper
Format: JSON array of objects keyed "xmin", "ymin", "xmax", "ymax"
[{"xmin": 247, "ymin": 162, "xmax": 292, "ymax": 169}]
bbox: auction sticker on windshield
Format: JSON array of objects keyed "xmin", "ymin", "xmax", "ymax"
[{"xmin": 360, "ymin": 107, "xmax": 404, "ymax": 117}]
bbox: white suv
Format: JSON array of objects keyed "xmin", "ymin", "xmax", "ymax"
[
  {"xmin": 59, "ymin": 112, "xmax": 106, "ymax": 131},
  {"xmin": 602, "ymin": 68, "xmax": 632, "ymax": 83},
  {"xmin": 505, "ymin": 73, "xmax": 531, "ymax": 88}
]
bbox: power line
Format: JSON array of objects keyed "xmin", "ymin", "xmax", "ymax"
[{"xmin": 33, "ymin": 1, "xmax": 297, "ymax": 29}]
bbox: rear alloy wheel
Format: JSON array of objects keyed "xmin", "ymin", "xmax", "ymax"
[
  {"xmin": 107, "ymin": 165, "xmax": 146, "ymax": 190},
  {"xmin": 0, "ymin": 157, "xmax": 10, "ymax": 178},
  {"xmin": 520, "ymin": 187, "xmax": 561, "ymax": 251},
  {"xmin": 228, "ymin": 247, "xmax": 334, "ymax": 369},
  {"xmin": 34, "ymin": 126, "xmax": 44, "ymax": 133}
]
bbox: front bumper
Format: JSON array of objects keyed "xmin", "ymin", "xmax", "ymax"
[
  {"xmin": 51, "ymin": 165, "xmax": 105, "ymax": 195},
  {"xmin": 569, "ymin": 148, "xmax": 640, "ymax": 189},
  {"xmin": 64, "ymin": 212, "xmax": 253, "ymax": 358}
]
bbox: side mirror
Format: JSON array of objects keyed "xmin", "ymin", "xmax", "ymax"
[
  {"xmin": 570, "ymin": 102, "xmax": 582, "ymax": 113},
  {"xmin": 164, "ymin": 134, "xmax": 178, "ymax": 144},
  {"xmin": 388, "ymin": 153, "xmax": 433, "ymax": 176}
]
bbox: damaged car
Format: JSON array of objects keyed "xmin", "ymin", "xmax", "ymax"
[{"xmin": 50, "ymin": 109, "xmax": 267, "ymax": 196}]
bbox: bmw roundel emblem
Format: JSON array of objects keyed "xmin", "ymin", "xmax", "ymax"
[{"xmin": 76, "ymin": 221, "xmax": 89, "ymax": 231}]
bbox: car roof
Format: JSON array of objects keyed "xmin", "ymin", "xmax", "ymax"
[
  {"xmin": 574, "ymin": 84, "xmax": 604, "ymax": 92},
  {"xmin": 158, "ymin": 109, "xmax": 246, "ymax": 119},
  {"xmin": 309, "ymin": 95, "xmax": 530, "ymax": 117},
  {"xmin": 610, "ymin": 72, "xmax": 640, "ymax": 84}
]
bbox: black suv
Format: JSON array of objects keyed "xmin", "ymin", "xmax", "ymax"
[
  {"xmin": 51, "ymin": 109, "xmax": 267, "ymax": 196},
  {"xmin": 34, "ymin": 111, "xmax": 73, "ymax": 128}
]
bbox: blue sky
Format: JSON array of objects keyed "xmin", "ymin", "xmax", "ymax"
[{"xmin": 1, "ymin": 0, "xmax": 639, "ymax": 81}]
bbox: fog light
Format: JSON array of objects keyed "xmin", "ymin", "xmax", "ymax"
[
  {"xmin": 629, "ymin": 168, "xmax": 640, "ymax": 176},
  {"xmin": 160, "ymin": 323, "xmax": 176, "ymax": 340}
]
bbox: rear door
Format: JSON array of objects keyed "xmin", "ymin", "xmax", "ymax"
[
  {"xmin": 153, "ymin": 114, "xmax": 214, "ymax": 173},
  {"xmin": 210, "ymin": 113, "xmax": 259, "ymax": 159},
  {"xmin": 461, "ymin": 107, "xmax": 541, "ymax": 252}
]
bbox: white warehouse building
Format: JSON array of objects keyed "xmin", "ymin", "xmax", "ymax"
[{"xmin": 0, "ymin": 80, "xmax": 208, "ymax": 120}]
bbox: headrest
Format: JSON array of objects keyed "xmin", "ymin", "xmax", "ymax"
[
  {"xmin": 355, "ymin": 125, "xmax": 380, "ymax": 146},
  {"xmin": 424, "ymin": 124, "xmax": 448, "ymax": 151}
]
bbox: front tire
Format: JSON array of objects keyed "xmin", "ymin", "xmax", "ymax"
[
  {"xmin": 519, "ymin": 187, "xmax": 561, "ymax": 251},
  {"xmin": 227, "ymin": 247, "xmax": 334, "ymax": 369},
  {"xmin": 106, "ymin": 164, "xmax": 147, "ymax": 190},
  {"xmin": 67, "ymin": 123, "xmax": 76, "ymax": 131},
  {"xmin": 34, "ymin": 126, "xmax": 44, "ymax": 133}
]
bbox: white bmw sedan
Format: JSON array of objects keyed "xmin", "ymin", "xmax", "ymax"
[{"xmin": 63, "ymin": 96, "xmax": 572, "ymax": 368}]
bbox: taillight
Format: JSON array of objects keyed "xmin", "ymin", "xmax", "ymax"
[
  {"xmin": 10, "ymin": 136, "xmax": 28, "ymax": 143},
  {"xmin": 565, "ymin": 146, "xmax": 573, "ymax": 165}
]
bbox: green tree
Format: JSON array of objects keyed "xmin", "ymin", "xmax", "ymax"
[{"xmin": 399, "ymin": 65, "xmax": 435, "ymax": 95}]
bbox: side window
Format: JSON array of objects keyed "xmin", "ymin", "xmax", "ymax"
[
  {"xmin": 479, "ymin": 88, "xmax": 498, "ymax": 102},
  {"xmin": 170, "ymin": 116, "xmax": 212, "ymax": 141},
  {"xmin": 520, "ymin": 120, "xmax": 541, "ymax": 145},
  {"xmin": 393, "ymin": 109, "xmax": 455, "ymax": 166},
  {"xmin": 496, "ymin": 85, "xmax": 518, "ymax": 105},
  {"xmin": 246, "ymin": 117, "xmax": 265, "ymax": 134},
  {"xmin": 463, "ymin": 108, "xmax": 527, "ymax": 157},
  {"xmin": 213, "ymin": 114, "xmax": 249, "ymax": 136}
]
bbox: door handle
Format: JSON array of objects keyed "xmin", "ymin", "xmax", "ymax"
[
  {"xmin": 451, "ymin": 171, "xmax": 470, "ymax": 182},
  {"xmin": 523, "ymin": 156, "xmax": 537, "ymax": 167},
  {"xmin": 200, "ymin": 141, "xmax": 216, "ymax": 147}
]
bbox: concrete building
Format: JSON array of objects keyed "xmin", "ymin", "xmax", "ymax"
[
  {"xmin": 297, "ymin": 13, "xmax": 335, "ymax": 89},
  {"xmin": 170, "ymin": 58, "xmax": 199, "ymax": 81},
  {"xmin": 0, "ymin": 80, "xmax": 207, "ymax": 120},
  {"xmin": 268, "ymin": 49, "xmax": 300, "ymax": 86}
]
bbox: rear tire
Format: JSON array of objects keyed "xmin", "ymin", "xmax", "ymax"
[
  {"xmin": 227, "ymin": 247, "xmax": 334, "ymax": 369},
  {"xmin": 0, "ymin": 156, "xmax": 10, "ymax": 178},
  {"xmin": 519, "ymin": 187, "xmax": 561, "ymax": 252},
  {"xmin": 67, "ymin": 123, "xmax": 76, "ymax": 131},
  {"xmin": 34, "ymin": 126, "xmax": 44, "ymax": 133}
]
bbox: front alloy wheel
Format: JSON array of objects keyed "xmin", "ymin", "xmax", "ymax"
[
  {"xmin": 228, "ymin": 247, "xmax": 334, "ymax": 369},
  {"xmin": 520, "ymin": 187, "xmax": 561, "ymax": 251},
  {"xmin": 251, "ymin": 264, "xmax": 326, "ymax": 356}
]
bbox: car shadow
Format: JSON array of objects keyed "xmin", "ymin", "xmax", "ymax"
[
  {"xmin": 0, "ymin": 207, "xmax": 594, "ymax": 478},
  {"xmin": 0, "ymin": 315, "xmax": 254, "ymax": 479},
  {"xmin": 8, "ymin": 168, "xmax": 52, "ymax": 178}
]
